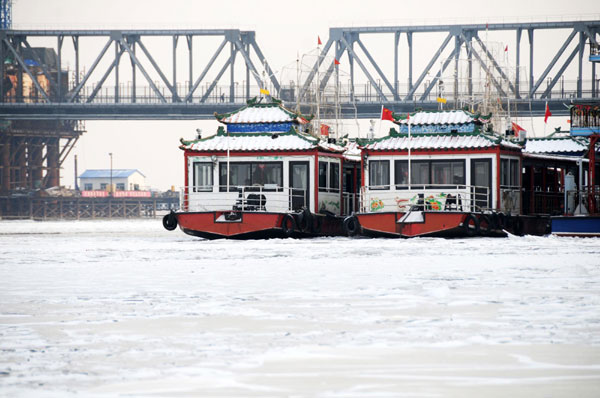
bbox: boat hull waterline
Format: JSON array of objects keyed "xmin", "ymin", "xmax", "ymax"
[{"xmin": 165, "ymin": 211, "xmax": 345, "ymax": 240}]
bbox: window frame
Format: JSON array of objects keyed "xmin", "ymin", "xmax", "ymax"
[
  {"xmin": 218, "ymin": 161, "xmax": 283, "ymax": 192},
  {"xmin": 369, "ymin": 159, "xmax": 390, "ymax": 190},
  {"xmin": 501, "ymin": 158, "xmax": 520, "ymax": 188},
  {"xmin": 394, "ymin": 159, "xmax": 465, "ymax": 189},
  {"xmin": 192, "ymin": 162, "xmax": 214, "ymax": 192}
]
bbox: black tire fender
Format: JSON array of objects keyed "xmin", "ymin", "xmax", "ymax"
[
  {"xmin": 298, "ymin": 208, "xmax": 312, "ymax": 232},
  {"xmin": 281, "ymin": 214, "xmax": 296, "ymax": 238},
  {"xmin": 463, "ymin": 214, "xmax": 480, "ymax": 237},
  {"xmin": 162, "ymin": 212, "xmax": 178, "ymax": 231},
  {"xmin": 478, "ymin": 214, "xmax": 492, "ymax": 236},
  {"xmin": 343, "ymin": 215, "xmax": 360, "ymax": 237}
]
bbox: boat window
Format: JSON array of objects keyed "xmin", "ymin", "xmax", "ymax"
[
  {"xmin": 501, "ymin": 158, "xmax": 520, "ymax": 187},
  {"xmin": 411, "ymin": 161, "xmax": 430, "ymax": 186},
  {"xmin": 319, "ymin": 162, "xmax": 328, "ymax": 191},
  {"xmin": 431, "ymin": 160, "xmax": 464, "ymax": 186},
  {"xmin": 193, "ymin": 162, "xmax": 213, "ymax": 192},
  {"xmin": 219, "ymin": 162, "xmax": 282, "ymax": 191},
  {"xmin": 369, "ymin": 160, "xmax": 390, "ymax": 190},
  {"xmin": 329, "ymin": 163, "xmax": 340, "ymax": 193},
  {"xmin": 510, "ymin": 159, "xmax": 520, "ymax": 187},
  {"xmin": 395, "ymin": 159, "xmax": 464, "ymax": 188}
]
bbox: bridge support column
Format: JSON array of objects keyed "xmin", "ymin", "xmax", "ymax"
[
  {"xmin": 46, "ymin": 138, "xmax": 60, "ymax": 188},
  {"xmin": 31, "ymin": 139, "xmax": 43, "ymax": 189},
  {"xmin": 1, "ymin": 136, "xmax": 9, "ymax": 193}
]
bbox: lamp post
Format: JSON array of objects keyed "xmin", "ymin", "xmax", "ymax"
[{"xmin": 109, "ymin": 152, "xmax": 113, "ymax": 196}]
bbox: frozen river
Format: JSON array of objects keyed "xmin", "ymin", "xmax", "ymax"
[{"xmin": 1, "ymin": 219, "xmax": 599, "ymax": 397}]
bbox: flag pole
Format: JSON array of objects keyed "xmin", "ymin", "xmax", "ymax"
[
  {"xmin": 408, "ymin": 114, "xmax": 412, "ymax": 190},
  {"xmin": 378, "ymin": 105, "xmax": 383, "ymax": 136}
]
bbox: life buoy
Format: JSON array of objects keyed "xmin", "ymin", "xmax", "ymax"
[
  {"xmin": 462, "ymin": 214, "xmax": 480, "ymax": 237},
  {"xmin": 343, "ymin": 215, "xmax": 360, "ymax": 237},
  {"xmin": 162, "ymin": 212, "xmax": 178, "ymax": 231},
  {"xmin": 311, "ymin": 215, "xmax": 323, "ymax": 234},
  {"xmin": 478, "ymin": 214, "xmax": 492, "ymax": 236},
  {"xmin": 281, "ymin": 214, "xmax": 296, "ymax": 238}
]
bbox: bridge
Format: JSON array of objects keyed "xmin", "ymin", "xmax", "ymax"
[{"xmin": 0, "ymin": 20, "xmax": 599, "ymax": 120}]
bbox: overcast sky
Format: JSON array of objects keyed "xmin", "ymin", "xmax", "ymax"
[{"xmin": 13, "ymin": 0, "xmax": 600, "ymax": 190}]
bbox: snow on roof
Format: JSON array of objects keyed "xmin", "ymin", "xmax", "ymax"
[
  {"xmin": 219, "ymin": 105, "xmax": 295, "ymax": 124},
  {"xmin": 183, "ymin": 131, "xmax": 318, "ymax": 152},
  {"xmin": 524, "ymin": 137, "xmax": 586, "ymax": 154},
  {"xmin": 395, "ymin": 109, "xmax": 490, "ymax": 125},
  {"xmin": 342, "ymin": 141, "xmax": 362, "ymax": 162},
  {"xmin": 215, "ymin": 98, "xmax": 308, "ymax": 125},
  {"xmin": 79, "ymin": 169, "xmax": 145, "ymax": 179},
  {"xmin": 364, "ymin": 133, "xmax": 519, "ymax": 151}
]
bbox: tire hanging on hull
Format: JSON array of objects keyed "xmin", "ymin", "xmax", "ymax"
[
  {"xmin": 343, "ymin": 215, "xmax": 360, "ymax": 237},
  {"xmin": 163, "ymin": 212, "xmax": 178, "ymax": 231},
  {"xmin": 281, "ymin": 214, "xmax": 296, "ymax": 238},
  {"xmin": 462, "ymin": 214, "xmax": 480, "ymax": 237}
]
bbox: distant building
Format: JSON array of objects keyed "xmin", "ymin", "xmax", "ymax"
[{"xmin": 79, "ymin": 169, "xmax": 146, "ymax": 192}]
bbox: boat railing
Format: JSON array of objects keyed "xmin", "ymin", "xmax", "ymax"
[
  {"xmin": 180, "ymin": 185, "xmax": 306, "ymax": 213},
  {"xmin": 359, "ymin": 184, "xmax": 490, "ymax": 213},
  {"xmin": 342, "ymin": 192, "xmax": 359, "ymax": 216},
  {"xmin": 564, "ymin": 187, "xmax": 600, "ymax": 215}
]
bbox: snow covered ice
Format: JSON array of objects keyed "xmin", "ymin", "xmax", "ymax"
[{"xmin": 1, "ymin": 219, "xmax": 599, "ymax": 397}]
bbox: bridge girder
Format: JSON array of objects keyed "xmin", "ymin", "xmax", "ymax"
[{"xmin": 0, "ymin": 21, "xmax": 598, "ymax": 120}]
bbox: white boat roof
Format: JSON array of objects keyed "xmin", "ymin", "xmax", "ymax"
[
  {"xmin": 183, "ymin": 131, "xmax": 317, "ymax": 152},
  {"xmin": 364, "ymin": 133, "xmax": 520, "ymax": 151},
  {"xmin": 181, "ymin": 129, "xmax": 348, "ymax": 155},
  {"xmin": 524, "ymin": 137, "xmax": 586, "ymax": 154},
  {"xmin": 395, "ymin": 109, "xmax": 491, "ymax": 126},
  {"xmin": 215, "ymin": 98, "xmax": 307, "ymax": 124}
]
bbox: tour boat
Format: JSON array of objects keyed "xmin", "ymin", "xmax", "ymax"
[
  {"xmin": 345, "ymin": 109, "xmax": 520, "ymax": 238},
  {"xmin": 162, "ymin": 96, "xmax": 360, "ymax": 239},
  {"xmin": 548, "ymin": 103, "xmax": 600, "ymax": 236}
]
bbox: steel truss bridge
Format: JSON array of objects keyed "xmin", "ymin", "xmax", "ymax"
[{"xmin": 0, "ymin": 21, "xmax": 599, "ymax": 120}]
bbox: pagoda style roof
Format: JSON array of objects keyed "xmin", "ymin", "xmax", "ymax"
[
  {"xmin": 393, "ymin": 109, "xmax": 492, "ymax": 126},
  {"xmin": 364, "ymin": 131, "xmax": 520, "ymax": 151},
  {"xmin": 215, "ymin": 97, "xmax": 310, "ymax": 125},
  {"xmin": 181, "ymin": 126, "xmax": 348, "ymax": 154}
]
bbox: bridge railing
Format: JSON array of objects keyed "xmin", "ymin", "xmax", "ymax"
[{"xmin": 3, "ymin": 79, "xmax": 597, "ymax": 105}]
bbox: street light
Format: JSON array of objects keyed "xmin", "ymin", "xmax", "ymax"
[{"xmin": 109, "ymin": 152, "xmax": 113, "ymax": 196}]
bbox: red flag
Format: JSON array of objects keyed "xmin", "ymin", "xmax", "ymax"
[
  {"xmin": 407, "ymin": 112, "xmax": 410, "ymax": 120},
  {"xmin": 504, "ymin": 45, "xmax": 508, "ymax": 52},
  {"xmin": 381, "ymin": 107, "xmax": 394, "ymax": 121},
  {"xmin": 334, "ymin": 58, "xmax": 340, "ymax": 65},
  {"xmin": 318, "ymin": 36, "xmax": 322, "ymax": 45},
  {"xmin": 320, "ymin": 124, "xmax": 330, "ymax": 136},
  {"xmin": 544, "ymin": 102, "xmax": 552, "ymax": 123},
  {"xmin": 511, "ymin": 121, "xmax": 526, "ymax": 138}
]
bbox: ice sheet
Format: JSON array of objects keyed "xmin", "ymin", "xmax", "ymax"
[{"xmin": 1, "ymin": 219, "xmax": 599, "ymax": 397}]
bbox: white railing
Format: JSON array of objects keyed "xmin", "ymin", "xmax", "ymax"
[
  {"xmin": 180, "ymin": 185, "xmax": 306, "ymax": 213},
  {"xmin": 342, "ymin": 192, "xmax": 359, "ymax": 216},
  {"xmin": 360, "ymin": 184, "xmax": 490, "ymax": 213},
  {"xmin": 565, "ymin": 187, "xmax": 600, "ymax": 215}
]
